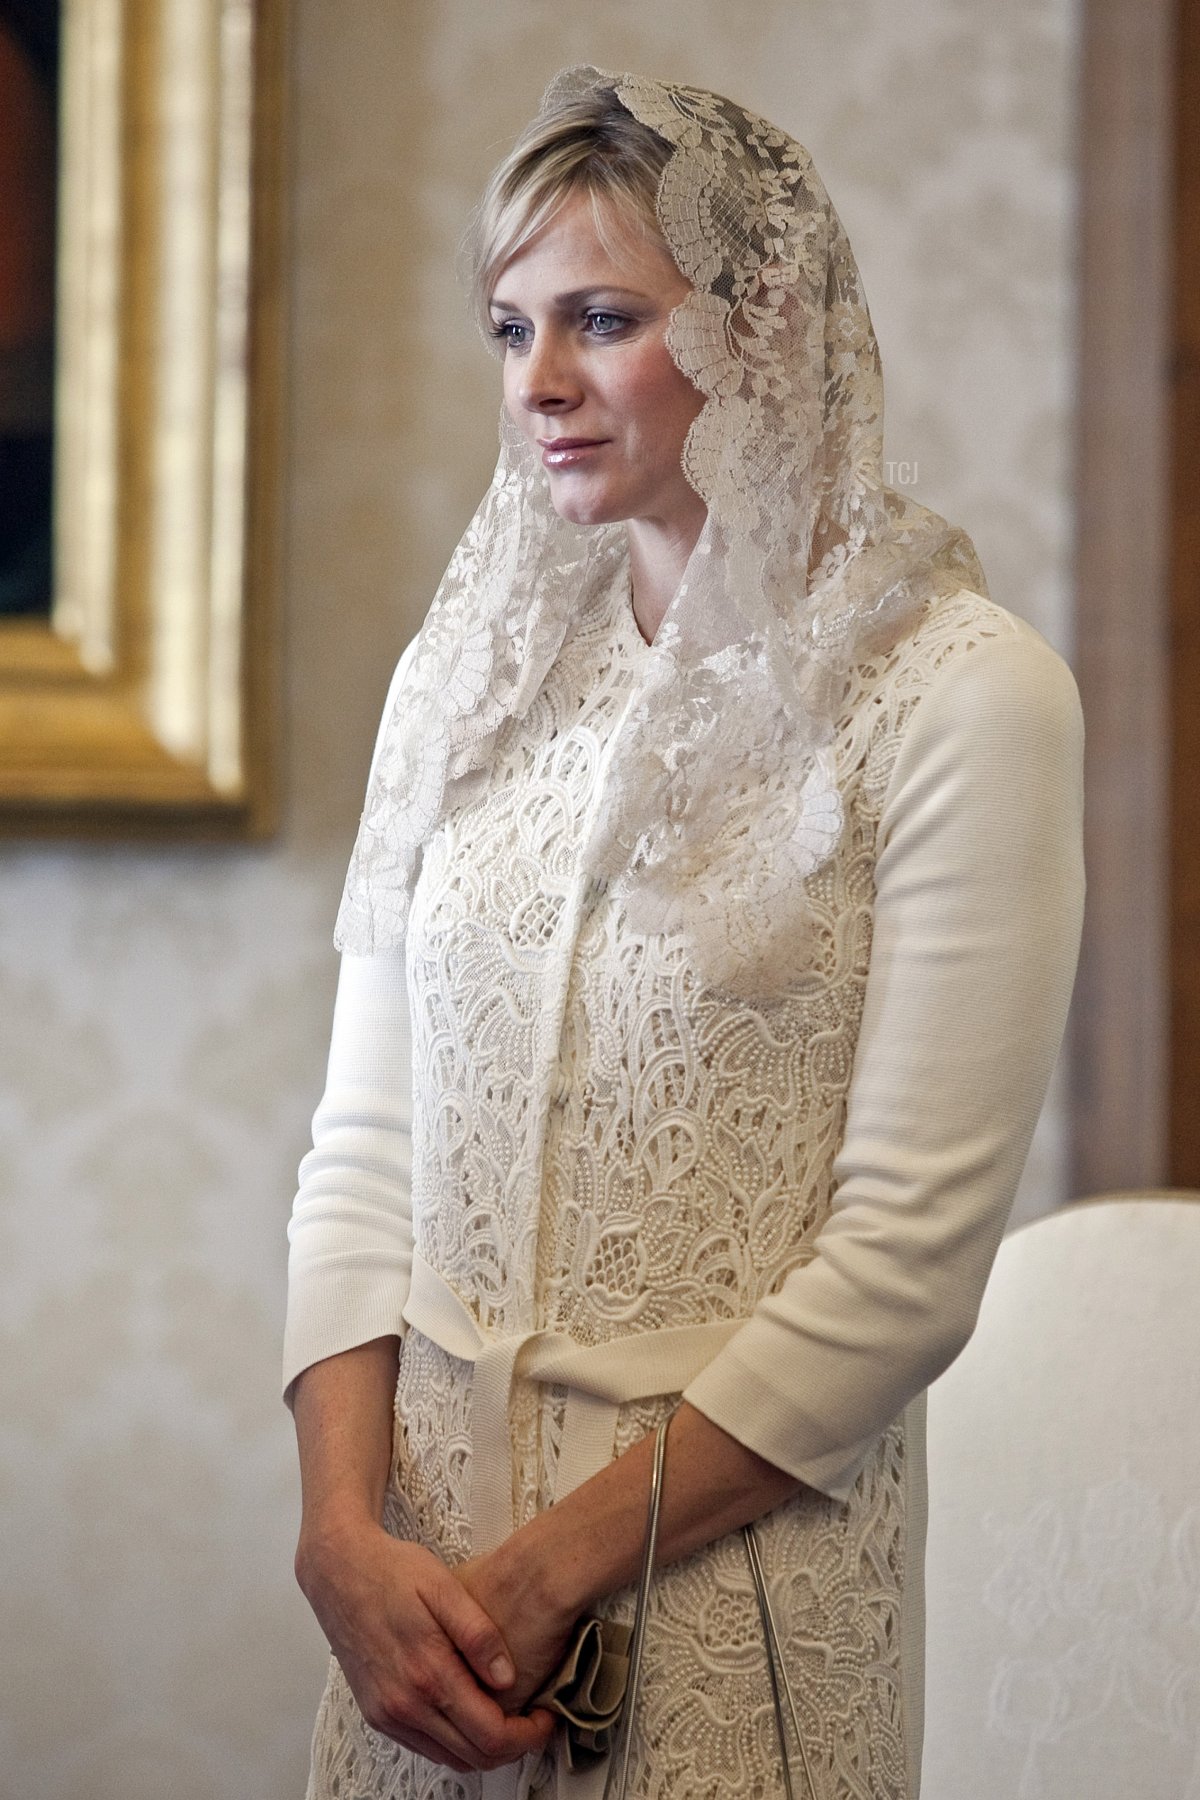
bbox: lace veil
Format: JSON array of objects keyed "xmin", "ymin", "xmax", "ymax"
[{"xmin": 335, "ymin": 66, "xmax": 989, "ymax": 998}]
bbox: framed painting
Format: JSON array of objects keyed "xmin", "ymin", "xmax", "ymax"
[{"xmin": 0, "ymin": 0, "xmax": 284, "ymax": 835}]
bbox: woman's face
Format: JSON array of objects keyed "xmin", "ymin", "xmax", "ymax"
[{"xmin": 488, "ymin": 192, "xmax": 707, "ymax": 543}]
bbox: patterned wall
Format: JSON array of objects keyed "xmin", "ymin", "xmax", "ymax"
[{"xmin": 0, "ymin": 0, "xmax": 1079, "ymax": 1792}]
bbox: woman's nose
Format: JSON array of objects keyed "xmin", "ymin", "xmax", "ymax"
[{"xmin": 517, "ymin": 332, "xmax": 582, "ymax": 414}]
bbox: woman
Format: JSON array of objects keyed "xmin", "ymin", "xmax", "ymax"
[{"xmin": 284, "ymin": 67, "xmax": 1084, "ymax": 1800}]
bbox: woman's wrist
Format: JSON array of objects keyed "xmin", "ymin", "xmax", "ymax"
[
  {"xmin": 495, "ymin": 1431, "xmax": 661, "ymax": 1620},
  {"xmin": 296, "ymin": 1496, "xmax": 387, "ymax": 1596},
  {"xmin": 499, "ymin": 1406, "xmax": 802, "ymax": 1622},
  {"xmin": 291, "ymin": 1338, "xmax": 400, "ymax": 1597},
  {"xmin": 484, "ymin": 1508, "xmax": 589, "ymax": 1627}
]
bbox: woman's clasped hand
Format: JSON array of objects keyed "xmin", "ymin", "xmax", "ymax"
[{"xmin": 295, "ymin": 1518, "xmax": 560, "ymax": 1773}]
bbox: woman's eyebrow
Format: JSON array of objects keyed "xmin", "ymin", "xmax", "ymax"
[{"xmin": 489, "ymin": 284, "xmax": 650, "ymax": 314}]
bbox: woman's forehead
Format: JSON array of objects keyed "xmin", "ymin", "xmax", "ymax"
[{"xmin": 491, "ymin": 190, "xmax": 685, "ymax": 305}]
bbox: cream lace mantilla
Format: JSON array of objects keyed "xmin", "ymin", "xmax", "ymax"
[{"xmin": 335, "ymin": 67, "xmax": 988, "ymax": 999}]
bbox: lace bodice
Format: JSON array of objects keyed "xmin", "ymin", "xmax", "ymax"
[{"xmin": 404, "ymin": 569, "xmax": 1016, "ymax": 1360}]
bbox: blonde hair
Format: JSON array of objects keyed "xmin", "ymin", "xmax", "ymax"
[{"xmin": 466, "ymin": 86, "xmax": 674, "ymax": 333}]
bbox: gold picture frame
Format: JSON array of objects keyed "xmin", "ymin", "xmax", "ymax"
[{"xmin": 0, "ymin": 0, "xmax": 285, "ymax": 836}]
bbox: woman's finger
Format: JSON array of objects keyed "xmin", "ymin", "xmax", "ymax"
[
  {"xmin": 413, "ymin": 1661, "xmax": 552, "ymax": 1767},
  {"xmin": 360, "ymin": 1672, "xmax": 482, "ymax": 1769},
  {"xmin": 424, "ymin": 1701, "xmax": 551, "ymax": 1771},
  {"xmin": 304, "ymin": 1529, "xmax": 551, "ymax": 1770},
  {"xmin": 372, "ymin": 1638, "xmax": 551, "ymax": 1770},
  {"xmin": 422, "ymin": 1562, "xmax": 517, "ymax": 1691},
  {"xmin": 380, "ymin": 1706, "xmax": 547, "ymax": 1776}
]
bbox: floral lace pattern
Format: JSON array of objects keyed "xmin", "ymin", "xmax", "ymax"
[
  {"xmin": 306, "ymin": 575, "xmax": 1018, "ymax": 1800},
  {"xmin": 334, "ymin": 68, "xmax": 990, "ymax": 999},
  {"xmin": 982, "ymin": 1474, "xmax": 1200, "ymax": 1800}
]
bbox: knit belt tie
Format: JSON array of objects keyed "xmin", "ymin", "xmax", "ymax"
[{"xmin": 401, "ymin": 1249, "xmax": 743, "ymax": 1556}]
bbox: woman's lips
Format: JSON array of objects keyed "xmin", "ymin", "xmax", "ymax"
[{"xmin": 538, "ymin": 438, "xmax": 607, "ymax": 469}]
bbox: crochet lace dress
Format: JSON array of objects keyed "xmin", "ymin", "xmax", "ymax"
[{"xmin": 288, "ymin": 562, "xmax": 1084, "ymax": 1800}]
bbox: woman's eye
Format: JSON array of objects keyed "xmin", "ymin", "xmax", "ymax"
[
  {"xmin": 585, "ymin": 310, "xmax": 627, "ymax": 336},
  {"xmin": 489, "ymin": 319, "xmax": 530, "ymax": 350}
]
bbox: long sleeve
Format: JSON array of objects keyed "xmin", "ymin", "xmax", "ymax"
[
  {"xmin": 282, "ymin": 641, "xmax": 420, "ymax": 1405},
  {"xmin": 682, "ymin": 625, "xmax": 1086, "ymax": 1500},
  {"xmin": 282, "ymin": 947, "xmax": 416, "ymax": 1405}
]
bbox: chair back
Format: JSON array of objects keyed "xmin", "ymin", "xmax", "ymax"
[{"xmin": 921, "ymin": 1193, "xmax": 1200, "ymax": 1800}]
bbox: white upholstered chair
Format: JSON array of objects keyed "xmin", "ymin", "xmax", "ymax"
[{"xmin": 921, "ymin": 1193, "xmax": 1200, "ymax": 1800}]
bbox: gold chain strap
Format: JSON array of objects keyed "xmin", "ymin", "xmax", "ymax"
[{"xmin": 600, "ymin": 1418, "xmax": 817, "ymax": 1800}]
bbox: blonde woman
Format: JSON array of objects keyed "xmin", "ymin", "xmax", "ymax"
[{"xmin": 285, "ymin": 68, "xmax": 1084, "ymax": 1800}]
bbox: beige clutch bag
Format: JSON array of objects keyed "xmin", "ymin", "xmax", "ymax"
[{"xmin": 530, "ymin": 1614, "xmax": 632, "ymax": 1769}]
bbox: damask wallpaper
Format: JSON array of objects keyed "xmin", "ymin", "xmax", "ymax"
[{"xmin": 0, "ymin": 0, "xmax": 1079, "ymax": 1793}]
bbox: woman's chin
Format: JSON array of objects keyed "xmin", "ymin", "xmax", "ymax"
[{"xmin": 546, "ymin": 488, "xmax": 625, "ymax": 530}]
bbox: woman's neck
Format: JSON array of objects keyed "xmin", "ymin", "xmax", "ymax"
[{"xmin": 626, "ymin": 508, "xmax": 707, "ymax": 646}]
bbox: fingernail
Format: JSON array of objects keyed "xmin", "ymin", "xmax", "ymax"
[{"xmin": 489, "ymin": 1655, "xmax": 514, "ymax": 1686}]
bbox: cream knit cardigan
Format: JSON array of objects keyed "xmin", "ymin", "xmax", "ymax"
[{"xmin": 285, "ymin": 569, "xmax": 1085, "ymax": 1800}]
